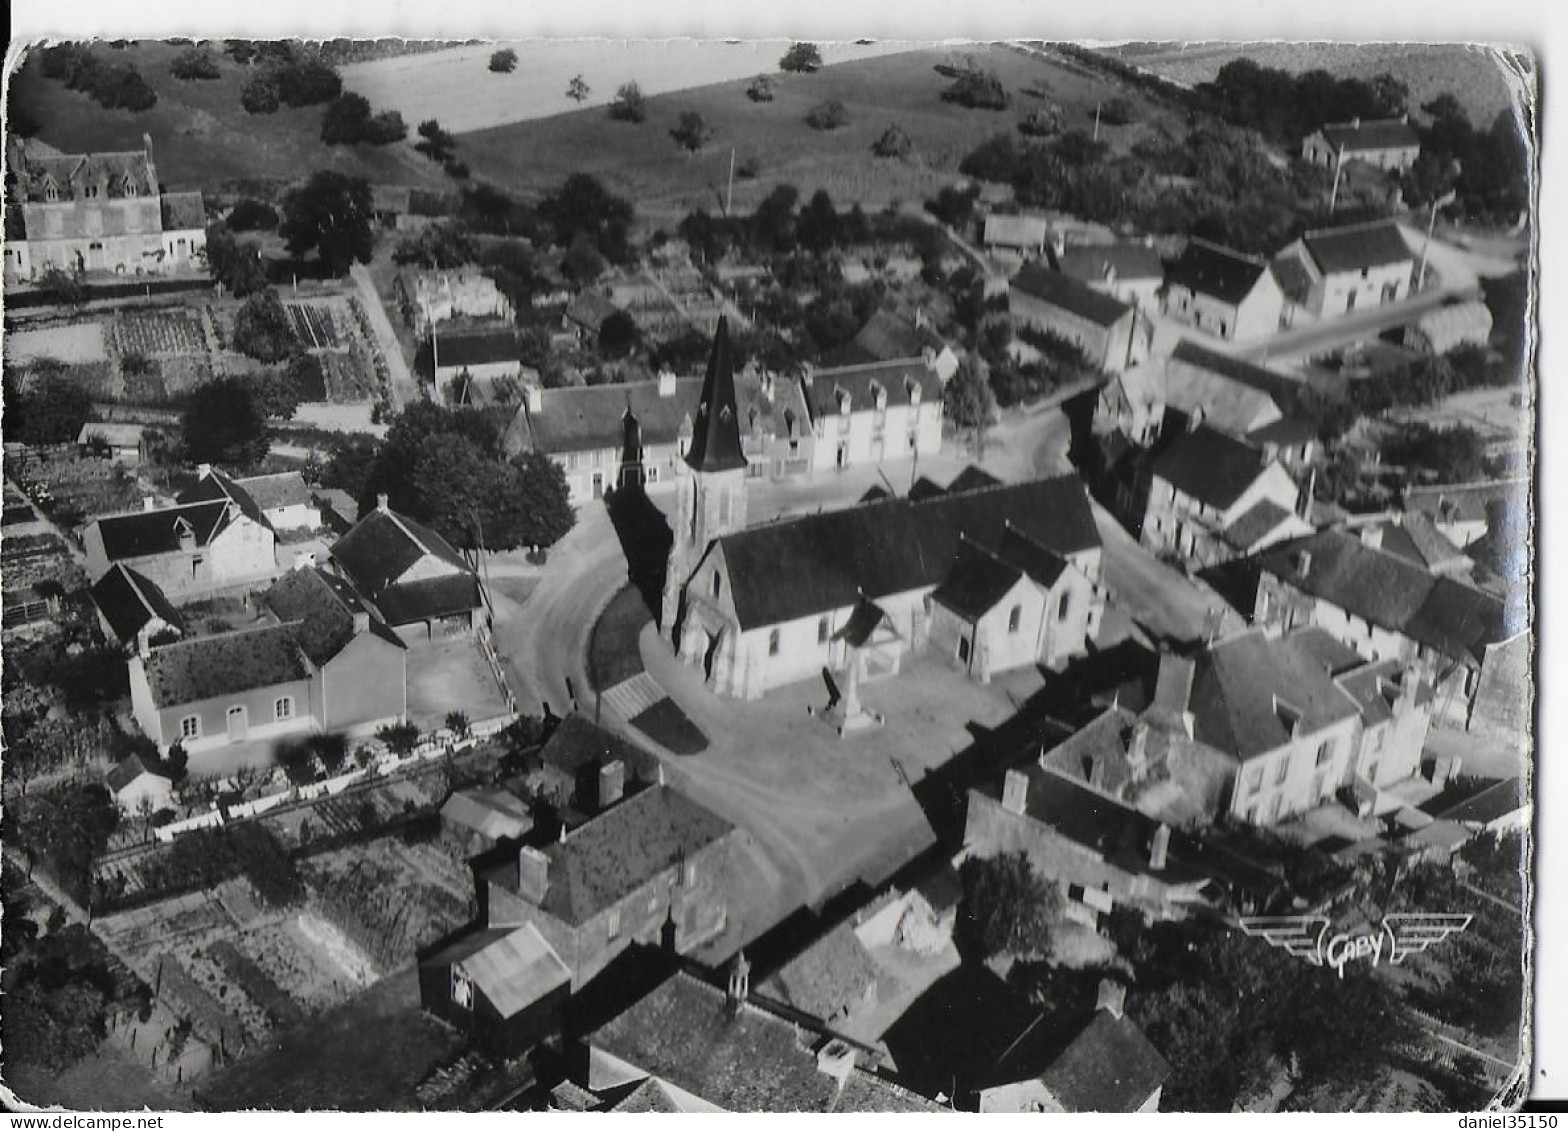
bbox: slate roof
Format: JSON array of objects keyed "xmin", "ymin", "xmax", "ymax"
[
  {"xmin": 177, "ymin": 469, "xmax": 271, "ymax": 530},
  {"xmin": 1255, "ymin": 531, "xmax": 1521, "ymax": 664},
  {"xmin": 91, "ymin": 564, "xmax": 184, "ymax": 644},
  {"xmin": 1011, "ymin": 263, "xmax": 1133, "ymax": 328},
  {"xmin": 1335, "ymin": 659, "xmax": 1430, "ymax": 728},
  {"xmin": 833, "ymin": 597, "xmax": 894, "ymax": 648},
  {"xmin": 686, "ymin": 318, "xmax": 748, "ymax": 473},
  {"xmin": 1167, "ymin": 239, "xmax": 1271, "ymax": 306},
  {"xmin": 159, "ymin": 191, "xmax": 207, "ymax": 231},
  {"xmin": 1300, "ymin": 221, "xmax": 1413, "ymax": 276},
  {"xmin": 605, "ymin": 1078, "xmax": 687, "ymax": 1113},
  {"xmin": 93, "ymin": 500, "xmax": 242, "ymax": 562},
  {"xmin": 1404, "ymin": 478, "xmax": 1528, "ymax": 528},
  {"xmin": 932, "ymin": 538, "xmax": 1024, "ymax": 620},
  {"xmin": 1184, "ymin": 630, "xmax": 1363, "ymax": 760},
  {"xmin": 1372, "ymin": 514, "xmax": 1470, "ymax": 573},
  {"xmin": 539, "ymin": 713, "xmax": 658, "ymax": 780},
  {"xmin": 1040, "ymin": 705, "xmax": 1143, "ymax": 798},
  {"xmin": 588, "ymin": 972, "xmax": 942, "ymax": 1112},
  {"xmin": 714, "ymin": 475, "xmax": 1101, "ymax": 630},
  {"xmin": 983, "ymin": 212, "xmax": 1051, "ymax": 248},
  {"xmin": 372, "ymin": 574, "xmax": 485, "ymax": 625},
  {"xmin": 423, "ymin": 923, "xmax": 570, "ymax": 1019},
  {"xmin": 77, "ymin": 422, "xmax": 147, "ymax": 448},
  {"xmin": 1246, "ymin": 416, "xmax": 1319, "ymax": 447},
  {"xmin": 1222, "ymin": 500, "xmax": 1298, "ymax": 552},
  {"xmin": 948, "ymin": 465, "xmax": 1002, "ymax": 493},
  {"xmin": 763, "ymin": 922, "xmax": 882, "ymax": 1022},
  {"xmin": 232, "ymin": 472, "xmax": 312, "ymax": 513},
  {"xmin": 1152, "ymin": 424, "xmax": 1278, "ymax": 511},
  {"xmin": 1434, "ymin": 776, "xmax": 1526, "ymax": 825},
  {"xmin": 141, "ymin": 623, "xmax": 310, "ymax": 708},
  {"xmin": 803, "ymin": 358, "xmax": 942, "ymax": 419},
  {"xmin": 261, "ymin": 567, "xmax": 403, "ymax": 662},
  {"xmin": 1039, "ymin": 1010, "xmax": 1170, "ymax": 1112},
  {"xmin": 107, "ymin": 752, "xmax": 166, "ymax": 794},
  {"xmin": 997, "ymin": 524, "xmax": 1074, "ymax": 588},
  {"xmin": 1055, "ymin": 242, "xmax": 1164, "ymax": 285},
  {"xmin": 907, "ymin": 476, "xmax": 947, "ymax": 502},
  {"xmin": 417, "ymin": 328, "xmax": 523, "ymax": 378},
  {"xmin": 440, "ymin": 788, "xmax": 535, "ymax": 843},
  {"xmin": 1270, "ymin": 254, "xmax": 1317, "ymax": 303},
  {"xmin": 328, "ymin": 505, "xmax": 474, "ymax": 610},
  {"xmin": 1168, "ymin": 340, "xmax": 1302, "ymax": 411},
  {"xmin": 1316, "ymin": 118, "xmax": 1421, "ymax": 153},
  {"xmin": 502, "ymin": 786, "xmax": 734, "ymax": 925},
  {"xmin": 15, "ymin": 145, "xmax": 157, "ymax": 202}
]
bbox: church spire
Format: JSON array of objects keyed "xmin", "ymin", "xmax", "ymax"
[{"xmin": 685, "ymin": 316, "xmax": 748, "ymax": 474}]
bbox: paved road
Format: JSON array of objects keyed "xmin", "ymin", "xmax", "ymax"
[
  {"xmin": 348, "ymin": 262, "xmax": 420, "ymax": 407},
  {"xmin": 1091, "ymin": 501, "xmax": 1241, "ymax": 644},
  {"xmin": 1236, "ymin": 285, "xmax": 1473, "ymax": 366}
]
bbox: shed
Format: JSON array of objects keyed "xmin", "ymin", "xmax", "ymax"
[
  {"xmin": 441, "ymin": 788, "xmax": 535, "ymax": 854},
  {"xmin": 418, "ymin": 923, "xmax": 571, "ymax": 1058},
  {"xmin": 77, "ymin": 422, "xmax": 148, "ymax": 464},
  {"xmin": 1405, "ymin": 301, "xmax": 1494, "ymax": 355}
]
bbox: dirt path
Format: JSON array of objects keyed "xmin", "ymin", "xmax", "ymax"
[{"xmin": 349, "ymin": 262, "xmax": 419, "ymax": 407}]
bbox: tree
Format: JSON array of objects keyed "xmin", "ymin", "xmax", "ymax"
[
  {"xmin": 376, "ymin": 722, "xmax": 422, "ymax": 756},
  {"xmin": 35, "ymin": 265, "xmax": 87, "ymax": 307},
  {"xmin": 170, "ymin": 46, "xmax": 220, "ymax": 81},
  {"xmin": 1018, "ymin": 104, "xmax": 1064, "ymax": 138},
  {"xmin": 805, "ymin": 99, "xmax": 849, "ymax": 131},
  {"xmin": 393, "ymin": 223, "xmax": 479, "ymax": 270},
  {"xmin": 233, "ymin": 289, "xmax": 298, "ymax": 363},
  {"xmin": 444, "ymin": 711, "xmax": 472, "ymax": 739},
  {"xmin": 567, "ymin": 74, "xmax": 590, "ymax": 102},
  {"xmin": 959, "ymin": 133, "xmax": 1022, "ymax": 183},
  {"xmin": 599, "ymin": 310, "xmax": 640, "ymax": 357},
  {"xmin": 539, "ymin": 173, "xmax": 636, "ymax": 261},
  {"xmin": 324, "ymin": 433, "xmax": 381, "ymax": 498},
  {"xmin": 609, "ymin": 81, "xmax": 648, "ymax": 123},
  {"xmin": 272, "ymin": 57, "xmax": 342, "ymax": 106},
  {"xmin": 509, "ymin": 451, "xmax": 575, "ymax": 549},
  {"xmin": 871, "ymin": 123, "xmax": 913, "ymax": 159},
  {"xmin": 414, "ymin": 118, "xmax": 457, "ymax": 163},
  {"xmin": 181, "ymin": 376, "xmax": 271, "ymax": 468},
  {"xmin": 670, "ymin": 110, "xmax": 713, "ymax": 154},
  {"xmin": 752, "ymin": 183, "xmax": 800, "ymax": 252},
  {"xmin": 747, "ymin": 75, "xmax": 775, "ymax": 103},
  {"xmin": 489, "ymin": 48, "xmax": 518, "ymax": 74},
  {"xmin": 280, "ymin": 171, "xmax": 375, "ymax": 276},
  {"xmin": 926, "ymin": 183, "xmax": 980, "ymax": 229},
  {"xmin": 944, "ymin": 69, "xmax": 1009, "ymax": 110},
  {"xmin": 957, "ymin": 851, "xmax": 1061, "ymax": 959},
  {"xmin": 241, "ymin": 72, "xmax": 280, "ymax": 114},
  {"xmin": 796, "ymin": 189, "xmax": 841, "ymax": 252},
  {"xmin": 307, "ymin": 733, "xmax": 348, "ymax": 773},
  {"xmin": 321, "ymin": 93, "xmax": 408, "ymax": 146},
  {"xmin": 204, "ymin": 225, "xmax": 269, "ymax": 296},
  {"xmin": 163, "ymin": 742, "xmax": 189, "ymax": 785},
  {"xmin": 945, "ymin": 357, "xmax": 997, "ymax": 458},
  {"xmin": 779, "ymin": 42, "xmax": 823, "ymax": 73},
  {"xmin": 560, "ymin": 234, "xmax": 607, "ymax": 285},
  {"xmin": 226, "ymin": 199, "xmax": 279, "ymax": 231},
  {"xmin": 224, "ymin": 40, "xmax": 260, "ymax": 65},
  {"xmin": 8, "ymin": 376, "xmax": 93, "ymax": 447},
  {"xmin": 1097, "ymin": 96, "xmax": 1134, "ymax": 126}
]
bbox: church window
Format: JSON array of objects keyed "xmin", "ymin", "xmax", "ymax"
[
  {"xmin": 768, "ymin": 629, "xmax": 781, "ymax": 656},
  {"xmin": 44, "ymin": 181, "xmax": 59, "ymax": 202}
]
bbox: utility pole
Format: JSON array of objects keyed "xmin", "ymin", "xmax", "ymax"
[
  {"xmin": 1093, "ymin": 101, "xmax": 1102, "ymax": 144},
  {"xmin": 1327, "ymin": 146, "xmax": 1345, "ymax": 214},
  {"xmin": 1417, "ymin": 189, "xmax": 1458, "ymax": 292},
  {"xmin": 725, "ymin": 148, "xmax": 736, "ymax": 218}
]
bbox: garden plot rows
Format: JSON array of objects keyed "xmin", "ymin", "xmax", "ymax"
[
  {"xmin": 285, "ymin": 301, "xmax": 348, "ymax": 350},
  {"xmin": 109, "ymin": 309, "xmax": 209, "ymax": 357}
]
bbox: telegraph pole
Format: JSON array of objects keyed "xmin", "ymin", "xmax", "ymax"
[
  {"xmin": 1417, "ymin": 189, "xmax": 1458, "ymax": 292},
  {"xmin": 1328, "ymin": 147, "xmax": 1344, "ymax": 214},
  {"xmin": 725, "ymin": 148, "xmax": 736, "ymax": 218}
]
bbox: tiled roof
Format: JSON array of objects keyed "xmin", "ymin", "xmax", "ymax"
[
  {"xmin": 177, "ymin": 469, "xmax": 271, "ymax": 531},
  {"xmin": 685, "ymin": 318, "xmax": 748, "ymax": 474},
  {"xmin": 329, "ymin": 506, "xmax": 470, "ymax": 597},
  {"xmin": 1317, "ymin": 118, "xmax": 1421, "ymax": 153},
  {"xmin": 1040, "ymin": 705, "xmax": 1143, "ymax": 798},
  {"xmin": 564, "ymin": 291, "xmax": 621, "ymax": 331},
  {"xmin": 1185, "ymin": 630, "xmax": 1363, "ymax": 760},
  {"xmin": 714, "ymin": 475, "xmax": 1101, "ymax": 630},
  {"xmin": 233, "ymin": 472, "xmax": 313, "ymax": 513},
  {"xmin": 847, "ymin": 309, "xmax": 947, "ymax": 364},
  {"xmin": 261, "ymin": 567, "xmax": 403, "ymax": 662},
  {"xmin": 1011, "ymin": 263, "xmax": 1133, "ymax": 328},
  {"xmin": 372, "ymin": 574, "xmax": 484, "ymax": 625},
  {"xmin": 159, "ymin": 191, "xmax": 206, "ymax": 231},
  {"xmin": 1055, "ymin": 242, "xmax": 1164, "ymax": 285},
  {"xmin": 1151, "ymin": 424, "xmax": 1279, "ymax": 511},
  {"xmin": 984, "ymin": 213, "xmax": 1051, "ymax": 248},
  {"xmin": 931, "ymin": 537, "xmax": 1024, "ymax": 620},
  {"xmin": 1222, "ymin": 500, "xmax": 1298, "ymax": 552},
  {"xmin": 762, "ymin": 921, "xmax": 882, "ymax": 1022},
  {"xmin": 91, "ymin": 563, "xmax": 184, "ymax": 644},
  {"xmin": 1411, "ymin": 301, "xmax": 1493, "ymax": 353},
  {"xmin": 803, "ymin": 358, "xmax": 942, "ymax": 418},
  {"xmin": 1166, "ymin": 239, "xmax": 1270, "ymax": 306},
  {"xmin": 605, "ymin": 1078, "xmax": 687, "ymax": 1112},
  {"xmin": 423, "ymin": 923, "xmax": 570, "ymax": 1019},
  {"xmin": 440, "ymin": 788, "xmax": 535, "ymax": 842},
  {"xmin": 589, "ymin": 972, "xmax": 941, "ymax": 1112},
  {"xmin": 93, "ymin": 500, "xmax": 240, "ymax": 561},
  {"xmin": 1403, "ymin": 478, "xmax": 1528, "ymax": 527},
  {"xmin": 512, "ymin": 786, "xmax": 734, "ymax": 925},
  {"xmin": 107, "ymin": 752, "xmax": 166, "ymax": 794},
  {"xmin": 1433, "ymin": 776, "xmax": 1526, "ymax": 825},
  {"xmin": 1039, "ymin": 1010, "xmax": 1170, "ymax": 1112},
  {"xmin": 1168, "ymin": 340, "xmax": 1302, "ymax": 411},
  {"xmin": 142, "ymin": 623, "xmax": 310, "ymax": 708},
  {"xmin": 1300, "ymin": 221, "xmax": 1413, "ymax": 276},
  {"xmin": 1372, "ymin": 514, "xmax": 1470, "ymax": 573}
]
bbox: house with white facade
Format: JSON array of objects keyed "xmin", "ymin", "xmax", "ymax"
[
  {"xmin": 798, "ymin": 357, "xmax": 944, "ymax": 474},
  {"xmin": 1301, "ymin": 117, "xmax": 1421, "ymax": 172},
  {"xmin": 1051, "ymin": 241, "xmax": 1164, "ymax": 309},
  {"xmin": 179, "ymin": 466, "xmax": 320, "ymax": 533},
  {"xmin": 83, "ymin": 494, "xmax": 277, "ymax": 599},
  {"xmin": 394, "ymin": 269, "xmax": 514, "ymax": 335},
  {"xmin": 1010, "ymin": 264, "xmax": 1150, "ymax": 373},
  {"xmin": 1162, "ymin": 239, "xmax": 1285, "ymax": 341},
  {"xmin": 1272, "ymin": 220, "xmax": 1415, "ymax": 320}
]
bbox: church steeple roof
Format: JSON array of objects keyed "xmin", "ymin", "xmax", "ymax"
[{"xmin": 684, "ymin": 317, "xmax": 748, "ymax": 474}]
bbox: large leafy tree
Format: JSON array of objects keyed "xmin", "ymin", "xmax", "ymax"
[
  {"xmin": 232, "ymin": 288, "xmax": 298, "ymax": 363},
  {"xmin": 182, "ymin": 376, "xmax": 272, "ymax": 468},
  {"xmin": 539, "ymin": 173, "xmax": 635, "ymax": 263},
  {"xmin": 6, "ymin": 369, "xmax": 94, "ymax": 446},
  {"xmin": 957, "ymin": 851, "xmax": 1061, "ymax": 960},
  {"xmin": 279, "ymin": 171, "xmax": 375, "ymax": 276}
]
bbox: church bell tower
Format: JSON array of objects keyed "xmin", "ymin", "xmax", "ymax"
[{"xmin": 661, "ymin": 316, "xmax": 749, "ymax": 643}]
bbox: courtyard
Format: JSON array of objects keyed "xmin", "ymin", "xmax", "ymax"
[{"xmin": 405, "ymin": 636, "xmax": 512, "ymax": 731}]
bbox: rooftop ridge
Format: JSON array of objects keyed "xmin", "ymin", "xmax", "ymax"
[
  {"xmin": 1184, "ymin": 236, "xmax": 1266, "ymax": 264},
  {"xmin": 93, "ymin": 497, "xmax": 230, "ymax": 523},
  {"xmin": 146, "ymin": 617, "xmax": 301, "ymax": 656},
  {"xmin": 1405, "ymin": 475, "xmax": 1531, "ymax": 493},
  {"xmin": 1322, "ymin": 116, "xmax": 1410, "ymax": 129},
  {"xmin": 1302, "ymin": 218, "xmax": 1405, "ymax": 239}
]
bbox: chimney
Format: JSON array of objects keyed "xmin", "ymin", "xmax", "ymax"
[
  {"xmin": 351, "ymin": 609, "xmax": 371, "ymax": 633},
  {"xmin": 526, "ymin": 384, "xmax": 544, "ymax": 414},
  {"xmin": 1295, "ymin": 550, "xmax": 1313, "ymax": 577},
  {"xmin": 1002, "ymin": 768, "xmax": 1030, "ymax": 815},
  {"xmin": 516, "ymin": 846, "xmax": 550, "ymax": 904},
  {"xmin": 598, "ymin": 759, "xmax": 626, "ymax": 809},
  {"xmin": 1149, "ymin": 823, "xmax": 1171, "ymax": 870},
  {"xmin": 1127, "ymin": 720, "xmax": 1150, "ymax": 770},
  {"xmin": 816, "ymin": 1039, "xmax": 859, "ymax": 1088},
  {"xmin": 658, "ymin": 368, "xmax": 678, "ymax": 398},
  {"xmin": 376, "ymin": 493, "xmax": 390, "ymax": 514},
  {"xmin": 1152, "ymin": 653, "xmax": 1196, "ymax": 735},
  {"xmin": 1360, "ymin": 523, "xmax": 1385, "ymax": 551},
  {"xmin": 1097, "ymin": 979, "xmax": 1127, "ymax": 1020},
  {"xmin": 142, "ymin": 496, "xmax": 156, "ymax": 512},
  {"xmin": 197, "ymin": 462, "xmax": 213, "ymax": 479},
  {"xmin": 1187, "ymin": 405, "xmax": 1205, "ymax": 432},
  {"xmin": 727, "ymin": 952, "xmax": 751, "ymax": 1008}
]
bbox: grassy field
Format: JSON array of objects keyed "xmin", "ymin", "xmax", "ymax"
[
  {"xmin": 8, "ymin": 41, "xmax": 449, "ymax": 198},
  {"xmin": 1107, "ymin": 42, "xmax": 1527, "ymax": 127},
  {"xmin": 452, "ymin": 44, "xmax": 1187, "ymax": 222}
]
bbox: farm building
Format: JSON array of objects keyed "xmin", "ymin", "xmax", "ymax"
[
  {"xmin": 415, "ymin": 327, "xmax": 530, "ymax": 390},
  {"xmin": 418, "ymin": 922, "xmax": 571, "ymax": 1059},
  {"xmin": 798, "ymin": 356, "xmax": 945, "ymax": 473},
  {"xmin": 1050, "ymin": 241, "xmax": 1165, "ymax": 309},
  {"xmin": 90, "ymin": 562, "xmax": 185, "ymax": 652},
  {"xmin": 82, "ymin": 494, "xmax": 278, "ymax": 600},
  {"xmin": 394, "ymin": 269, "xmax": 515, "ymax": 335},
  {"xmin": 3, "ymin": 135, "xmax": 207, "ymax": 283},
  {"xmin": 562, "ymin": 292, "xmax": 624, "ymax": 342},
  {"xmin": 1301, "ymin": 117, "xmax": 1421, "ymax": 172},
  {"xmin": 1163, "ymin": 239, "xmax": 1286, "ymax": 341},
  {"xmin": 1404, "ymin": 300, "xmax": 1494, "ymax": 354},
  {"xmin": 77, "ymin": 421, "xmax": 148, "ymax": 464},
  {"xmin": 1272, "ymin": 221, "xmax": 1415, "ymax": 320},
  {"xmin": 983, "ymin": 212, "xmax": 1051, "ymax": 259},
  {"xmin": 1009, "ymin": 264, "xmax": 1150, "ymax": 373},
  {"xmin": 179, "ymin": 466, "xmax": 320, "ymax": 533},
  {"xmin": 327, "ymin": 497, "xmax": 485, "ymax": 642},
  {"xmin": 441, "ymin": 788, "xmax": 536, "ymax": 856},
  {"xmin": 106, "ymin": 753, "xmax": 175, "ymax": 815}
]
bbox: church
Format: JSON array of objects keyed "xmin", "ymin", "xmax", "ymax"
[{"xmin": 653, "ymin": 319, "xmax": 1108, "ymax": 701}]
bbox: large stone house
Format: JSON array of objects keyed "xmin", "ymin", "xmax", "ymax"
[
  {"xmin": 477, "ymin": 785, "xmax": 740, "ymax": 990},
  {"xmin": 1272, "ymin": 220, "xmax": 1415, "ymax": 320},
  {"xmin": 798, "ymin": 357, "xmax": 945, "ymax": 474},
  {"xmin": 1050, "ymin": 241, "xmax": 1165, "ymax": 309},
  {"xmin": 1162, "ymin": 239, "xmax": 1286, "ymax": 342},
  {"xmin": 1247, "ymin": 529, "xmax": 1530, "ymax": 734},
  {"xmin": 327, "ymin": 498, "xmax": 485, "ymax": 643},
  {"xmin": 1301, "ymin": 117, "xmax": 1421, "ymax": 172},
  {"xmin": 503, "ymin": 365, "xmax": 814, "ymax": 505},
  {"xmin": 83, "ymin": 494, "xmax": 277, "ymax": 600},
  {"xmin": 3, "ymin": 135, "xmax": 207, "ymax": 284},
  {"xmin": 1009, "ymin": 263, "xmax": 1150, "ymax": 373}
]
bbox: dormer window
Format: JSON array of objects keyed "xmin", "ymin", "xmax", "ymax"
[
  {"xmin": 906, "ymin": 379, "xmax": 921, "ymax": 407},
  {"xmin": 837, "ymin": 388, "xmax": 851, "ymax": 416},
  {"xmin": 1273, "ymin": 696, "xmax": 1304, "ymax": 738},
  {"xmin": 43, "ymin": 180, "xmax": 59, "ymax": 202},
  {"xmin": 872, "ymin": 383, "xmax": 887, "ymax": 411},
  {"xmin": 783, "ymin": 408, "xmax": 797, "ymax": 438}
]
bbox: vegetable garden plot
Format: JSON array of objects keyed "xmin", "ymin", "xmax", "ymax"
[
  {"xmin": 110, "ymin": 309, "xmax": 208, "ymax": 356},
  {"xmin": 285, "ymin": 302, "xmax": 346, "ymax": 349}
]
